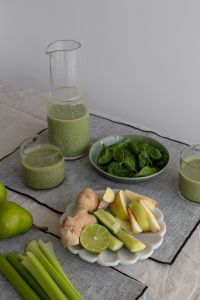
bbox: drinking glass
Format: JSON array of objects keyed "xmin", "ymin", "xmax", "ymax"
[
  {"xmin": 20, "ymin": 134, "xmax": 65, "ymax": 189},
  {"xmin": 178, "ymin": 144, "xmax": 200, "ymax": 203}
]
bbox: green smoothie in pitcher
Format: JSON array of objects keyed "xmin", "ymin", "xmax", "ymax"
[
  {"xmin": 47, "ymin": 102, "xmax": 89, "ymax": 158},
  {"xmin": 45, "ymin": 39, "xmax": 90, "ymax": 159}
]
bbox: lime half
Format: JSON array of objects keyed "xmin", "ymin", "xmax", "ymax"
[
  {"xmin": 0, "ymin": 181, "xmax": 7, "ymax": 205},
  {"xmin": 80, "ymin": 224, "xmax": 110, "ymax": 253}
]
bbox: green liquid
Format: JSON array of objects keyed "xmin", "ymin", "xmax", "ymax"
[
  {"xmin": 48, "ymin": 103, "xmax": 89, "ymax": 158},
  {"xmin": 22, "ymin": 145, "xmax": 65, "ymax": 190},
  {"xmin": 178, "ymin": 156, "xmax": 200, "ymax": 203}
]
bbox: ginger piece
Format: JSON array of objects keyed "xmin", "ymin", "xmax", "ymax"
[{"xmin": 60, "ymin": 188, "xmax": 99, "ymax": 247}]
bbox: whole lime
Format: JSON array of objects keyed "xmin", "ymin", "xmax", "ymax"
[{"xmin": 0, "ymin": 181, "xmax": 7, "ymax": 205}]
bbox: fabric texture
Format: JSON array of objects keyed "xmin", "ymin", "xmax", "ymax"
[
  {"xmin": 0, "ymin": 229, "xmax": 146, "ymax": 300},
  {"xmin": 0, "ymin": 115, "xmax": 199, "ymax": 264}
]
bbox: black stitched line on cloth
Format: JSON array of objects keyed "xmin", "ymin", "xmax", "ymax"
[
  {"xmin": 6, "ymin": 185, "xmax": 63, "ymax": 214},
  {"xmin": 0, "ymin": 114, "xmax": 198, "ymax": 266},
  {"xmin": 91, "ymin": 113, "xmax": 189, "ymax": 146},
  {"xmin": 135, "ymin": 286, "xmax": 148, "ymax": 300},
  {"xmin": 34, "ymin": 227, "xmax": 148, "ymax": 300},
  {"xmin": 0, "ymin": 128, "xmax": 48, "ymax": 163},
  {"xmin": 149, "ymin": 218, "xmax": 200, "ymax": 265}
]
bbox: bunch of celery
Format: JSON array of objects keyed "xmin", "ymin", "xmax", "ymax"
[{"xmin": 0, "ymin": 239, "xmax": 84, "ymax": 300}]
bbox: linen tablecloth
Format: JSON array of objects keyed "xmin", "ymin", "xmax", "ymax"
[{"xmin": 0, "ymin": 81, "xmax": 200, "ymax": 300}]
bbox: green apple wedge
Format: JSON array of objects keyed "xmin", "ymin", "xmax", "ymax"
[
  {"xmin": 116, "ymin": 218, "xmax": 132, "ymax": 234},
  {"xmin": 103, "ymin": 187, "xmax": 115, "ymax": 203},
  {"xmin": 116, "ymin": 229, "xmax": 146, "ymax": 252},
  {"xmin": 127, "ymin": 208, "xmax": 142, "ymax": 234},
  {"xmin": 108, "ymin": 234, "xmax": 124, "ymax": 251},
  {"xmin": 93, "ymin": 209, "xmax": 120, "ymax": 234},
  {"xmin": 140, "ymin": 200, "xmax": 160, "ymax": 232},
  {"xmin": 98, "ymin": 187, "xmax": 115, "ymax": 209},
  {"xmin": 111, "ymin": 190, "xmax": 129, "ymax": 221},
  {"xmin": 128, "ymin": 200, "xmax": 150, "ymax": 232},
  {"xmin": 125, "ymin": 189, "xmax": 157, "ymax": 211}
]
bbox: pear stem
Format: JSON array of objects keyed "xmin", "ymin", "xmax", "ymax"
[{"xmin": 32, "ymin": 224, "xmax": 48, "ymax": 232}]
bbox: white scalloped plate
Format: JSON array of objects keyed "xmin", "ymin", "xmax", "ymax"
[{"xmin": 60, "ymin": 190, "xmax": 166, "ymax": 266}]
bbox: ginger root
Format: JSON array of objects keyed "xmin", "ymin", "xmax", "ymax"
[{"xmin": 60, "ymin": 188, "xmax": 99, "ymax": 247}]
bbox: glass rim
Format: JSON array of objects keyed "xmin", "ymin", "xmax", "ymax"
[
  {"xmin": 20, "ymin": 135, "xmax": 63, "ymax": 159},
  {"xmin": 180, "ymin": 144, "xmax": 200, "ymax": 169},
  {"xmin": 45, "ymin": 40, "xmax": 81, "ymax": 54}
]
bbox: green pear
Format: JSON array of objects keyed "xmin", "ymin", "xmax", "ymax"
[
  {"xmin": 0, "ymin": 181, "xmax": 7, "ymax": 206},
  {"xmin": 0, "ymin": 201, "xmax": 33, "ymax": 239}
]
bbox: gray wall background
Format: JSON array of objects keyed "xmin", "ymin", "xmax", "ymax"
[{"xmin": 1, "ymin": 0, "xmax": 199, "ymax": 143}]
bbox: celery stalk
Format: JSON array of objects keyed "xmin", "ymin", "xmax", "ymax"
[
  {"xmin": 38, "ymin": 239, "xmax": 67, "ymax": 278},
  {"xmin": 27, "ymin": 240, "xmax": 84, "ymax": 300},
  {"xmin": 7, "ymin": 252, "xmax": 49, "ymax": 300},
  {"xmin": 22, "ymin": 251, "xmax": 68, "ymax": 300},
  {"xmin": 0, "ymin": 252, "xmax": 40, "ymax": 300}
]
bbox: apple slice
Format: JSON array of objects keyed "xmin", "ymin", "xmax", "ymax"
[
  {"xmin": 125, "ymin": 189, "xmax": 157, "ymax": 211},
  {"xmin": 111, "ymin": 190, "xmax": 129, "ymax": 221},
  {"xmin": 98, "ymin": 187, "xmax": 115, "ymax": 209},
  {"xmin": 103, "ymin": 187, "xmax": 115, "ymax": 203},
  {"xmin": 116, "ymin": 217, "xmax": 133, "ymax": 234},
  {"xmin": 140, "ymin": 199, "xmax": 160, "ymax": 232},
  {"xmin": 127, "ymin": 208, "xmax": 142, "ymax": 234},
  {"xmin": 128, "ymin": 200, "xmax": 150, "ymax": 232}
]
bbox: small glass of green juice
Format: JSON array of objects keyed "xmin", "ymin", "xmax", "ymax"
[
  {"xmin": 20, "ymin": 135, "xmax": 65, "ymax": 190},
  {"xmin": 178, "ymin": 145, "xmax": 200, "ymax": 203}
]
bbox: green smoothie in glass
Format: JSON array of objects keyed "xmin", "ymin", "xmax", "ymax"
[
  {"xmin": 21, "ymin": 141, "xmax": 65, "ymax": 190},
  {"xmin": 178, "ymin": 156, "xmax": 200, "ymax": 203}
]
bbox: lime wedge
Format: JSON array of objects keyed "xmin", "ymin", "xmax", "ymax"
[{"xmin": 80, "ymin": 224, "xmax": 110, "ymax": 253}]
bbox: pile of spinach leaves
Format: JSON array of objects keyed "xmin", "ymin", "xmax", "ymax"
[{"xmin": 97, "ymin": 138, "xmax": 168, "ymax": 178}]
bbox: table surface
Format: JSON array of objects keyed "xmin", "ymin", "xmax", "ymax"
[{"xmin": 0, "ymin": 81, "xmax": 200, "ymax": 300}]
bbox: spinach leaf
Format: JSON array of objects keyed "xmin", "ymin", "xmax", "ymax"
[
  {"xmin": 128, "ymin": 139, "xmax": 141, "ymax": 156},
  {"xmin": 107, "ymin": 162, "xmax": 133, "ymax": 177},
  {"xmin": 138, "ymin": 150, "xmax": 149, "ymax": 169},
  {"xmin": 123, "ymin": 150, "xmax": 137, "ymax": 172},
  {"xmin": 136, "ymin": 166, "xmax": 158, "ymax": 177},
  {"xmin": 98, "ymin": 147, "xmax": 112, "ymax": 165},
  {"xmin": 154, "ymin": 151, "xmax": 168, "ymax": 167},
  {"xmin": 112, "ymin": 145, "xmax": 125, "ymax": 163},
  {"xmin": 143, "ymin": 143, "xmax": 162, "ymax": 161}
]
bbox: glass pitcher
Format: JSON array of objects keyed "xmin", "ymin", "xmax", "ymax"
[{"xmin": 45, "ymin": 40, "xmax": 89, "ymax": 160}]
